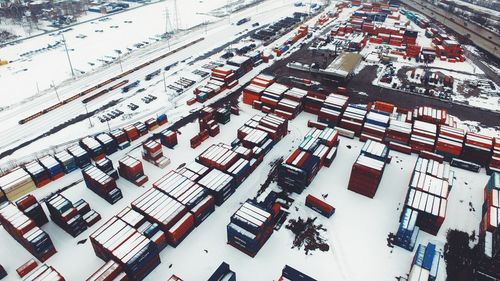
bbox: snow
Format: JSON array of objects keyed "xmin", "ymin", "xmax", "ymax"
[
  {"xmin": 0, "ymin": 105, "xmax": 491, "ymax": 281},
  {"xmin": 0, "ymin": 0, "xmax": 259, "ymax": 109},
  {"xmin": 0, "ymin": 0, "xmax": 312, "ymax": 167}
]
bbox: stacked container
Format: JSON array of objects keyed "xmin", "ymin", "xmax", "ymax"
[
  {"xmin": 54, "ymin": 150, "xmax": 77, "ymax": 174},
  {"xmin": 110, "ymin": 129, "xmax": 130, "ymax": 150},
  {"xmin": 22, "ymin": 264, "xmax": 65, "ymax": 281},
  {"xmin": 80, "ymin": 137, "xmax": 106, "ymax": 161},
  {"xmin": 131, "ymin": 188, "xmax": 193, "ymax": 247},
  {"xmin": 410, "ymin": 121, "xmax": 437, "ymax": 153},
  {"xmin": 46, "ymin": 194, "xmax": 87, "ymax": 237},
  {"xmin": 94, "ymin": 157, "xmax": 119, "ymax": 179},
  {"xmin": 23, "ymin": 161, "xmax": 51, "ymax": 188},
  {"xmin": 153, "ymin": 170, "xmax": 215, "ymax": 227},
  {"xmin": 279, "ymin": 265, "xmax": 317, "ymax": 281},
  {"xmin": 413, "ymin": 106, "xmax": 447, "ymax": 125},
  {"xmin": 461, "ymin": 133, "xmax": 493, "ymax": 167},
  {"xmin": 208, "ymin": 262, "xmax": 236, "ymax": 281},
  {"xmin": 87, "ymin": 260, "xmax": 127, "ymax": 281},
  {"xmin": 0, "ymin": 265, "xmax": 6, "ymax": 280},
  {"xmin": 0, "ymin": 168, "xmax": 37, "ymax": 201},
  {"xmin": 142, "ymin": 140, "xmax": 170, "ymax": 168},
  {"xmin": 116, "ymin": 207, "xmax": 167, "ymax": 252},
  {"xmin": 479, "ymin": 172, "xmax": 500, "ymax": 261},
  {"xmin": 0, "ymin": 203, "xmax": 57, "ymax": 262},
  {"xmin": 394, "ymin": 207, "xmax": 420, "ymax": 251},
  {"xmin": 89, "ymin": 217, "xmax": 160, "ymax": 281},
  {"xmin": 95, "ymin": 132, "xmax": 118, "ymax": 155},
  {"xmin": 82, "ymin": 166, "xmax": 123, "ymax": 204},
  {"xmin": 339, "ymin": 104, "xmax": 367, "ymax": 136},
  {"xmin": 38, "ymin": 155, "xmax": 64, "ymax": 181},
  {"xmin": 118, "ymin": 156, "xmax": 148, "ymax": 186},
  {"xmin": 216, "ymin": 107, "xmax": 231, "ymax": 124},
  {"xmin": 16, "ymin": 194, "xmax": 49, "ymax": 227},
  {"xmin": 67, "ymin": 145, "xmax": 91, "ymax": 168},
  {"xmin": 242, "ymin": 75, "xmax": 274, "ymax": 105},
  {"xmin": 407, "ymin": 243, "xmax": 440, "ymax": 281},
  {"xmin": 361, "ymin": 111, "xmax": 390, "ymax": 142},
  {"xmin": 386, "ymin": 119, "xmax": 412, "ymax": 145},
  {"xmin": 487, "ymin": 138, "xmax": 500, "ymax": 175},
  {"xmin": 197, "ymin": 168, "xmax": 235, "ymax": 206},
  {"xmin": 123, "ymin": 125, "xmax": 140, "ymax": 142},
  {"xmin": 347, "ymin": 140, "xmax": 389, "ymax": 198},
  {"xmin": 134, "ymin": 122, "xmax": 148, "ymax": 137},
  {"xmin": 227, "ymin": 200, "xmax": 275, "ymax": 257},
  {"xmin": 317, "ymin": 93, "xmax": 349, "ymax": 127},
  {"xmin": 434, "ymin": 125, "xmax": 464, "ymax": 161},
  {"xmin": 160, "ymin": 129, "xmax": 178, "ymax": 149}
]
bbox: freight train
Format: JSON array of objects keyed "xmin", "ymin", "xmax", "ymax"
[{"xmin": 18, "ymin": 37, "xmax": 205, "ymax": 125}]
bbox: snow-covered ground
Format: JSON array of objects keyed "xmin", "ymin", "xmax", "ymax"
[
  {"xmin": 0, "ymin": 0, "xmax": 314, "ymax": 167},
  {"xmin": 0, "ymin": 0, "xmax": 260, "ymax": 109},
  {"xmin": 0, "ymin": 103, "xmax": 490, "ymax": 281}
]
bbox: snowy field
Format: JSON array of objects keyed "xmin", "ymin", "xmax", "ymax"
[
  {"xmin": 0, "ymin": 103, "xmax": 491, "ymax": 281},
  {"xmin": 0, "ymin": 0, "xmax": 313, "ymax": 168},
  {"xmin": 0, "ymin": 0, "xmax": 260, "ymax": 109}
]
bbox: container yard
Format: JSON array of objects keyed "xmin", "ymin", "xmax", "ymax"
[{"xmin": 0, "ymin": 0, "xmax": 499, "ymax": 280}]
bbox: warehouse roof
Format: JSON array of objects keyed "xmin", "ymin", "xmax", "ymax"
[{"xmin": 322, "ymin": 52, "xmax": 362, "ymax": 79}]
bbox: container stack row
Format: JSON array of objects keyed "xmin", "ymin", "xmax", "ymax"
[
  {"xmin": 434, "ymin": 125, "xmax": 464, "ymax": 161},
  {"xmin": 407, "ymin": 242, "xmax": 440, "ymax": 281},
  {"xmin": 0, "ymin": 168, "xmax": 37, "ymax": 201},
  {"xmin": 142, "ymin": 140, "xmax": 170, "ymax": 168},
  {"xmin": 338, "ymin": 104, "xmax": 368, "ymax": 136},
  {"xmin": 16, "ymin": 194, "xmax": 48, "ymax": 227},
  {"xmin": 46, "ymin": 194, "xmax": 88, "ymax": 237},
  {"xmin": 488, "ymin": 138, "xmax": 500, "ymax": 174},
  {"xmin": 461, "ymin": 133, "xmax": 494, "ymax": 167},
  {"xmin": 83, "ymin": 165, "xmax": 123, "ymax": 204},
  {"xmin": 479, "ymin": 172, "xmax": 499, "ymax": 261},
  {"xmin": 153, "ymin": 169, "xmax": 215, "ymax": 227},
  {"xmin": 0, "ymin": 202, "xmax": 57, "ymax": 262},
  {"xmin": 410, "ymin": 120, "xmax": 437, "ymax": 153},
  {"xmin": 131, "ymin": 188, "xmax": 193, "ymax": 247},
  {"xmin": 118, "ymin": 156, "xmax": 148, "ymax": 186},
  {"xmin": 116, "ymin": 207, "xmax": 167, "ymax": 252},
  {"xmin": 278, "ymin": 265, "xmax": 317, "ymax": 281},
  {"xmin": 89, "ymin": 217, "xmax": 160, "ymax": 281},
  {"xmin": 227, "ymin": 200, "xmax": 277, "ymax": 257},
  {"xmin": 317, "ymin": 93, "xmax": 349, "ymax": 127},
  {"xmin": 278, "ymin": 127, "xmax": 339, "ymax": 194},
  {"xmin": 94, "ymin": 157, "xmax": 119, "ymax": 180},
  {"xmin": 159, "ymin": 129, "xmax": 178, "ymax": 149},
  {"xmin": 360, "ymin": 110, "xmax": 390, "ymax": 142},
  {"xmin": 22, "ymin": 264, "xmax": 65, "ymax": 281},
  {"xmin": 80, "ymin": 137, "xmax": 106, "ymax": 161},
  {"xmin": 348, "ymin": 140, "xmax": 389, "ymax": 198}
]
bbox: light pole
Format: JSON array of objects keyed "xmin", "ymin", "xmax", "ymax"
[
  {"xmin": 52, "ymin": 80, "xmax": 60, "ymax": 102},
  {"xmin": 84, "ymin": 104, "xmax": 93, "ymax": 128},
  {"xmin": 61, "ymin": 33, "xmax": 75, "ymax": 78},
  {"xmin": 163, "ymin": 72, "xmax": 167, "ymax": 92}
]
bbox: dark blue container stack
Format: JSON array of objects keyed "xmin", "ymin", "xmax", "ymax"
[
  {"xmin": 227, "ymin": 158, "xmax": 251, "ymax": 185},
  {"xmin": 38, "ymin": 155, "xmax": 64, "ymax": 181},
  {"xmin": 278, "ymin": 149, "xmax": 320, "ymax": 194},
  {"xmin": 95, "ymin": 132, "xmax": 118, "ymax": 155},
  {"xmin": 227, "ymin": 200, "xmax": 274, "ymax": 257},
  {"xmin": 134, "ymin": 121, "xmax": 148, "ymax": 136},
  {"xmin": 67, "ymin": 145, "xmax": 91, "ymax": 168},
  {"xmin": 46, "ymin": 194, "xmax": 88, "ymax": 237},
  {"xmin": 208, "ymin": 262, "xmax": 236, "ymax": 281},
  {"xmin": 80, "ymin": 136, "xmax": 106, "ymax": 161},
  {"xmin": 95, "ymin": 157, "xmax": 119, "ymax": 180},
  {"xmin": 394, "ymin": 207, "xmax": 420, "ymax": 251},
  {"xmin": 16, "ymin": 194, "xmax": 49, "ymax": 227},
  {"xmin": 82, "ymin": 166, "xmax": 123, "ymax": 204},
  {"xmin": 156, "ymin": 113, "xmax": 168, "ymax": 125},
  {"xmin": 54, "ymin": 150, "xmax": 77, "ymax": 174},
  {"xmin": 0, "ymin": 264, "xmax": 6, "ymax": 279},
  {"xmin": 280, "ymin": 265, "xmax": 317, "ymax": 281},
  {"xmin": 408, "ymin": 242, "xmax": 440, "ymax": 281}
]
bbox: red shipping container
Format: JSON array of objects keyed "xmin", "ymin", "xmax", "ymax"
[
  {"xmin": 16, "ymin": 259, "xmax": 38, "ymax": 277},
  {"xmin": 167, "ymin": 213, "xmax": 195, "ymax": 247}
]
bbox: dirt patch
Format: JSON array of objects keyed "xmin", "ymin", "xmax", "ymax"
[{"xmin": 286, "ymin": 216, "xmax": 330, "ymax": 255}]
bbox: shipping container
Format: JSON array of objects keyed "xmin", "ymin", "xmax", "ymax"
[
  {"xmin": 118, "ymin": 156, "xmax": 148, "ymax": 186},
  {"xmin": 207, "ymin": 262, "xmax": 236, "ymax": 281},
  {"xmin": 80, "ymin": 137, "xmax": 106, "ymax": 161},
  {"xmin": 54, "ymin": 150, "xmax": 77, "ymax": 174},
  {"xmin": 95, "ymin": 133, "xmax": 118, "ymax": 155},
  {"xmin": 46, "ymin": 194, "xmax": 88, "ymax": 237},
  {"xmin": 67, "ymin": 145, "xmax": 91, "ymax": 168},
  {"xmin": 16, "ymin": 194, "xmax": 49, "ymax": 227}
]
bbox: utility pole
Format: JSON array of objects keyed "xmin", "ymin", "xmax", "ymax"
[
  {"xmin": 163, "ymin": 72, "xmax": 167, "ymax": 92},
  {"xmin": 84, "ymin": 104, "xmax": 93, "ymax": 128},
  {"xmin": 61, "ymin": 33, "xmax": 75, "ymax": 78},
  {"xmin": 36, "ymin": 82, "xmax": 40, "ymax": 96},
  {"xmin": 173, "ymin": 0, "xmax": 180, "ymax": 31},
  {"xmin": 52, "ymin": 80, "xmax": 60, "ymax": 102},
  {"xmin": 118, "ymin": 56, "xmax": 123, "ymax": 73},
  {"xmin": 106, "ymin": 119, "xmax": 111, "ymax": 132}
]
